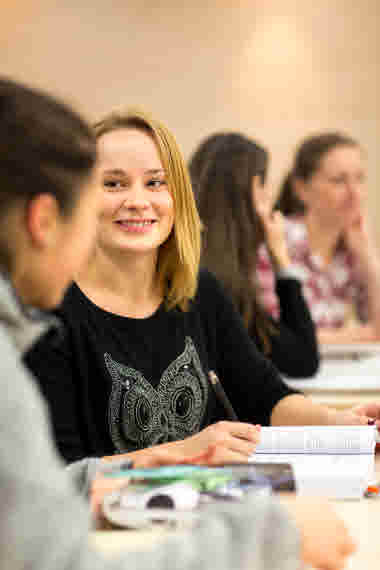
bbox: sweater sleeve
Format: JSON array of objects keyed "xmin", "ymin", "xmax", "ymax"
[
  {"xmin": 251, "ymin": 277, "xmax": 320, "ymax": 378},
  {"xmin": 24, "ymin": 326, "xmax": 89, "ymax": 463},
  {"xmin": 0, "ymin": 327, "xmax": 301, "ymax": 570},
  {"xmin": 198, "ymin": 270, "xmax": 300, "ymax": 426}
]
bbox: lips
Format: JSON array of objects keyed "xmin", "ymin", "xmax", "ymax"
[
  {"xmin": 115, "ymin": 220, "xmax": 156, "ymax": 227},
  {"xmin": 114, "ymin": 219, "xmax": 157, "ymax": 234}
]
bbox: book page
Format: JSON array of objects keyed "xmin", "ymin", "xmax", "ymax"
[{"xmin": 255, "ymin": 426, "xmax": 375, "ymax": 454}]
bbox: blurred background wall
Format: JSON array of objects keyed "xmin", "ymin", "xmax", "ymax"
[{"xmin": 1, "ymin": 0, "xmax": 379, "ymax": 241}]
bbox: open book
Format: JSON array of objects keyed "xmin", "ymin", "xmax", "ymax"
[{"xmin": 250, "ymin": 426, "xmax": 376, "ymax": 499}]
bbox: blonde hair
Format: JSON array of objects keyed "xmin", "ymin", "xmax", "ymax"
[{"xmin": 94, "ymin": 108, "xmax": 201, "ymax": 311}]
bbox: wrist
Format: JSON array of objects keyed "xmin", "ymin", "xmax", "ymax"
[
  {"xmin": 275, "ymin": 264, "xmax": 301, "ymax": 281},
  {"xmin": 161, "ymin": 438, "xmax": 187, "ymax": 455},
  {"xmin": 324, "ymin": 407, "xmax": 340, "ymax": 426}
]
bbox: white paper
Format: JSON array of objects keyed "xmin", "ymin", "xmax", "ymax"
[{"xmin": 254, "ymin": 426, "xmax": 376, "ymax": 454}]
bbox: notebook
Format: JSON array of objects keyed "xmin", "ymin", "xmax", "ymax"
[{"xmin": 250, "ymin": 426, "xmax": 376, "ymax": 499}]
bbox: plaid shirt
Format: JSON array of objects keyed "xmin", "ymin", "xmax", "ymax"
[{"xmin": 257, "ymin": 217, "xmax": 368, "ymax": 328}]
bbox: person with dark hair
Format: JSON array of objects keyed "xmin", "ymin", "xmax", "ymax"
[
  {"xmin": 190, "ymin": 132, "xmax": 319, "ymax": 377},
  {"xmin": 188, "ymin": 132, "xmax": 226, "ymax": 199},
  {"xmin": 0, "ymin": 76, "xmax": 359, "ymax": 570},
  {"xmin": 259, "ymin": 132, "xmax": 380, "ymax": 344}
]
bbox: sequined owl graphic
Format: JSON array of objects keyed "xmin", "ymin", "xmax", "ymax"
[{"xmin": 105, "ymin": 337, "xmax": 209, "ymax": 452}]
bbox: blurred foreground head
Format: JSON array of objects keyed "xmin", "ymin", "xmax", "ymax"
[{"xmin": 0, "ymin": 77, "xmax": 97, "ymax": 307}]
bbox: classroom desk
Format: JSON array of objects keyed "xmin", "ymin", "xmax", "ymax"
[
  {"xmin": 91, "ymin": 456, "xmax": 380, "ymax": 569},
  {"xmin": 287, "ymin": 352, "xmax": 380, "ymax": 409},
  {"xmin": 91, "ymin": 353, "xmax": 380, "ymax": 567}
]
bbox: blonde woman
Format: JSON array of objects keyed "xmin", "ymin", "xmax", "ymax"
[
  {"xmin": 0, "ymin": 81, "xmax": 356, "ymax": 570},
  {"xmin": 27, "ymin": 109, "xmax": 380, "ymax": 469}
]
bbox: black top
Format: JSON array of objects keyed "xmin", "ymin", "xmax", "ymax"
[
  {"xmin": 25, "ymin": 270, "xmax": 297, "ymax": 463},
  {"xmin": 251, "ymin": 277, "xmax": 320, "ymax": 378}
]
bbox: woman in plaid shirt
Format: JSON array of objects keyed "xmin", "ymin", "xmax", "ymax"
[{"xmin": 259, "ymin": 132, "xmax": 380, "ymax": 344}]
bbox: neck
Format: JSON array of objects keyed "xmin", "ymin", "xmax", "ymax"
[
  {"xmin": 304, "ymin": 211, "xmax": 343, "ymax": 265},
  {"xmin": 78, "ymin": 246, "xmax": 162, "ymax": 314}
]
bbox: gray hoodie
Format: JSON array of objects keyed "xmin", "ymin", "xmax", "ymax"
[{"xmin": 0, "ymin": 275, "xmax": 300, "ymax": 570}]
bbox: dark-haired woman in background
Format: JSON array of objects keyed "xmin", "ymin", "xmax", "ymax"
[
  {"xmin": 190, "ymin": 132, "xmax": 319, "ymax": 378},
  {"xmin": 259, "ymin": 132, "xmax": 380, "ymax": 344}
]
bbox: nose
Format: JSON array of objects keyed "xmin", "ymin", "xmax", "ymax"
[
  {"xmin": 348, "ymin": 182, "xmax": 362, "ymax": 202},
  {"xmin": 123, "ymin": 183, "xmax": 150, "ymax": 210}
]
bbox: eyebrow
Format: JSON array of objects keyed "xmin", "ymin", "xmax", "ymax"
[
  {"xmin": 102, "ymin": 168, "xmax": 165, "ymax": 176},
  {"xmin": 145, "ymin": 169, "xmax": 165, "ymax": 175},
  {"xmin": 102, "ymin": 169, "xmax": 126, "ymax": 176}
]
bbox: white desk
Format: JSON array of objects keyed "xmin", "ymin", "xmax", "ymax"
[
  {"xmin": 92, "ymin": 350, "xmax": 380, "ymax": 568},
  {"xmin": 286, "ymin": 353, "xmax": 380, "ymax": 409}
]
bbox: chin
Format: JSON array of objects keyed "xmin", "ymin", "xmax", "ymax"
[
  {"xmin": 113, "ymin": 239, "xmax": 163, "ymax": 254},
  {"xmin": 40, "ymin": 287, "xmax": 67, "ymax": 310}
]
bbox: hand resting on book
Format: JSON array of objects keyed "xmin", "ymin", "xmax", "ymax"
[
  {"xmin": 103, "ymin": 422, "xmax": 262, "ymax": 467},
  {"xmin": 177, "ymin": 422, "xmax": 262, "ymax": 464}
]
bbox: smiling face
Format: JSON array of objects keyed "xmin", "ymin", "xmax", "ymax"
[
  {"xmin": 296, "ymin": 145, "xmax": 367, "ymax": 226},
  {"xmin": 96, "ymin": 128, "xmax": 174, "ymax": 260}
]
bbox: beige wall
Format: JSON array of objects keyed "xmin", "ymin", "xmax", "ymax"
[{"xmin": 1, "ymin": 0, "xmax": 380, "ymax": 241}]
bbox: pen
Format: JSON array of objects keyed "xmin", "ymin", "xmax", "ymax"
[{"xmin": 208, "ymin": 370, "xmax": 238, "ymax": 422}]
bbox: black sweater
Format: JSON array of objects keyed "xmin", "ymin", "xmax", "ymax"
[
  {"xmin": 25, "ymin": 270, "xmax": 297, "ymax": 463},
  {"xmin": 251, "ymin": 277, "xmax": 319, "ymax": 378}
]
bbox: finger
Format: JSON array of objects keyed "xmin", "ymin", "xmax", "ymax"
[
  {"xmin": 205, "ymin": 446, "xmax": 250, "ymax": 465},
  {"xmin": 359, "ymin": 403, "xmax": 380, "ymax": 419},
  {"xmin": 273, "ymin": 210, "xmax": 284, "ymax": 224},
  {"xmin": 325, "ymin": 559, "xmax": 347, "ymax": 570},
  {"xmin": 350, "ymin": 412, "xmax": 379, "ymax": 426},
  {"xmin": 340, "ymin": 533, "xmax": 356, "ymax": 556},
  {"xmin": 192, "ymin": 444, "xmax": 229, "ymax": 466},
  {"xmin": 272, "ymin": 211, "xmax": 286, "ymax": 233},
  {"xmin": 252, "ymin": 180, "xmax": 265, "ymax": 211},
  {"xmin": 226, "ymin": 422, "xmax": 261, "ymax": 442},
  {"xmin": 340, "ymin": 412, "xmax": 370, "ymax": 426},
  {"xmin": 256, "ymin": 202, "xmax": 270, "ymax": 223},
  {"xmin": 225, "ymin": 434, "xmax": 258, "ymax": 457},
  {"xmin": 320, "ymin": 553, "xmax": 347, "ymax": 570},
  {"xmin": 254, "ymin": 188, "xmax": 271, "ymax": 217},
  {"xmin": 355, "ymin": 414, "xmax": 372, "ymax": 426}
]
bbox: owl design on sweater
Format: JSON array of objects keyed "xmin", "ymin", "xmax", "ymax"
[{"xmin": 104, "ymin": 337, "xmax": 209, "ymax": 452}]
